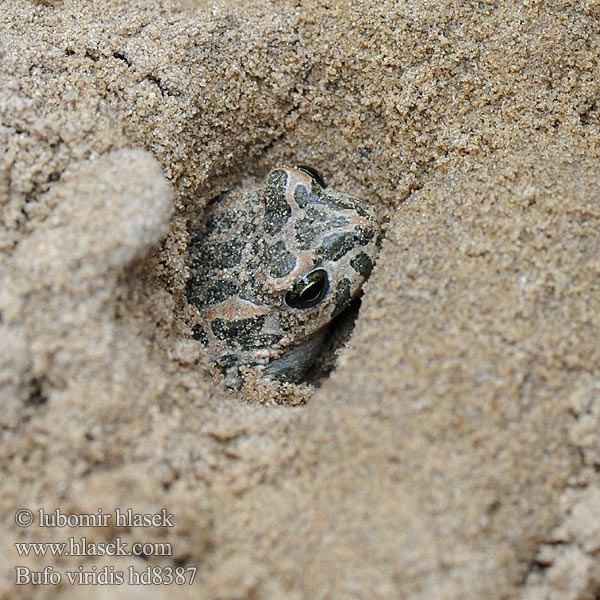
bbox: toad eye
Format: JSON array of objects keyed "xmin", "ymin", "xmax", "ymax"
[
  {"xmin": 295, "ymin": 164, "xmax": 327, "ymax": 188},
  {"xmin": 285, "ymin": 268, "xmax": 329, "ymax": 309}
]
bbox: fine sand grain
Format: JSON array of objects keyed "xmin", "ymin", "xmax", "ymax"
[{"xmin": 1, "ymin": 1, "xmax": 600, "ymax": 598}]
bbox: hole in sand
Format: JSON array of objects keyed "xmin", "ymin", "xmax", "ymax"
[{"xmin": 180, "ymin": 167, "xmax": 380, "ymax": 394}]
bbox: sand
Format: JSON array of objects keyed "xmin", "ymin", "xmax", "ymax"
[{"xmin": 1, "ymin": 0, "xmax": 599, "ymax": 598}]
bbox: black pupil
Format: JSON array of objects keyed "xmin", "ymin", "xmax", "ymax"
[
  {"xmin": 295, "ymin": 164, "xmax": 326, "ymax": 188},
  {"xmin": 299, "ymin": 281, "xmax": 322, "ymax": 304},
  {"xmin": 285, "ymin": 269, "xmax": 328, "ymax": 309}
]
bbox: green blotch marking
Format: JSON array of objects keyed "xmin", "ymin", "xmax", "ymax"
[
  {"xmin": 201, "ymin": 240, "xmax": 244, "ymax": 269},
  {"xmin": 295, "ymin": 217, "xmax": 324, "ymax": 250},
  {"xmin": 187, "ymin": 279, "xmax": 240, "ymax": 308},
  {"xmin": 191, "ymin": 324, "xmax": 209, "ymax": 345},
  {"xmin": 350, "ymin": 252, "xmax": 374, "ymax": 278},
  {"xmin": 212, "ymin": 315, "xmax": 282, "ymax": 349},
  {"xmin": 333, "ymin": 278, "xmax": 352, "ymax": 317},
  {"xmin": 294, "ymin": 184, "xmax": 309, "ymax": 208},
  {"xmin": 318, "ymin": 232, "xmax": 357, "ymax": 262},
  {"xmin": 355, "ymin": 226, "xmax": 376, "ymax": 246},
  {"xmin": 266, "ymin": 241, "xmax": 297, "ymax": 278}
]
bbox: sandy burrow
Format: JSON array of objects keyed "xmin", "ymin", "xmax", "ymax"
[{"xmin": 1, "ymin": 0, "xmax": 600, "ymax": 598}]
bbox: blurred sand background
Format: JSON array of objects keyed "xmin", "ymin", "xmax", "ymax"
[{"xmin": 1, "ymin": 0, "xmax": 600, "ymax": 598}]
